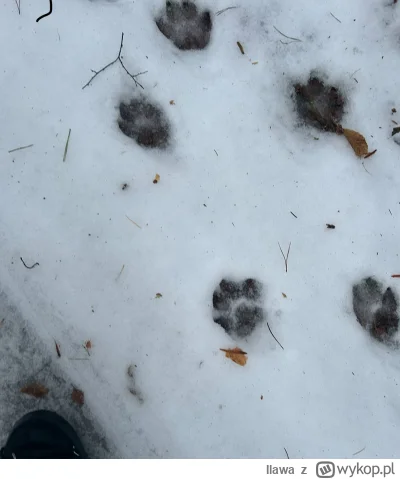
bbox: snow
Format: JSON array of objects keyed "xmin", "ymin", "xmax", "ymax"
[{"xmin": 1, "ymin": 0, "xmax": 400, "ymax": 458}]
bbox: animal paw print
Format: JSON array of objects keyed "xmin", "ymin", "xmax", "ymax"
[
  {"xmin": 212, "ymin": 278, "xmax": 265, "ymax": 338},
  {"xmin": 118, "ymin": 97, "xmax": 171, "ymax": 149},
  {"xmin": 156, "ymin": 1, "xmax": 212, "ymax": 51},
  {"xmin": 294, "ymin": 76, "xmax": 345, "ymax": 133},
  {"xmin": 352, "ymin": 277, "xmax": 399, "ymax": 342}
]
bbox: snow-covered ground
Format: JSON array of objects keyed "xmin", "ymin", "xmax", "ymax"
[
  {"xmin": 1, "ymin": 0, "xmax": 400, "ymax": 458},
  {"xmin": 0, "ymin": 288, "xmax": 115, "ymax": 458}
]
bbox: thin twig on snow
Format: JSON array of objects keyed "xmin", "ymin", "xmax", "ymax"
[
  {"xmin": 14, "ymin": 0, "xmax": 21, "ymax": 14},
  {"xmin": 82, "ymin": 33, "xmax": 147, "ymax": 90},
  {"xmin": 352, "ymin": 446, "xmax": 366, "ymax": 456},
  {"xmin": 216, "ymin": 6, "xmax": 238, "ymax": 16},
  {"xmin": 63, "ymin": 128, "xmax": 71, "ymax": 162},
  {"xmin": 267, "ymin": 322, "xmax": 284, "ymax": 350},
  {"xmin": 126, "ymin": 215, "xmax": 142, "ymax": 229},
  {"xmin": 330, "ymin": 12, "xmax": 342, "ymax": 23},
  {"xmin": 8, "ymin": 144, "xmax": 33, "ymax": 153},
  {"xmin": 284, "ymin": 447, "xmax": 290, "ymax": 459},
  {"xmin": 20, "ymin": 257, "xmax": 39, "ymax": 269},
  {"xmin": 115, "ymin": 264, "xmax": 125, "ymax": 281},
  {"xmin": 278, "ymin": 241, "xmax": 291, "ymax": 273},
  {"xmin": 273, "ymin": 26, "xmax": 302, "ymax": 43}
]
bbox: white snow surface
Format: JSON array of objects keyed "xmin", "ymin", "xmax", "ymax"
[{"xmin": 1, "ymin": 0, "xmax": 400, "ymax": 458}]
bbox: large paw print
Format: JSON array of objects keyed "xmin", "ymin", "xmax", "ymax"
[
  {"xmin": 156, "ymin": 1, "xmax": 212, "ymax": 51},
  {"xmin": 118, "ymin": 97, "xmax": 171, "ymax": 149},
  {"xmin": 212, "ymin": 278, "xmax": 265, "ymax": 338},
  {"xmin": 293, "ymin": 76, "xmax": 345, "ymax": 133},
  {"xmin": 352, "ymin": 277, "xmax": 399, "ymax": 342}
]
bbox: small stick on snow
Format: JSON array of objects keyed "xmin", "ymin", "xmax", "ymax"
[
  {"xmin": 364, "ymin": 149, "xmax": 377, "ymax": 159},
  {"xmin": 284, "ymin": 448, "xmax": 290, "ymax": 459},
  {"xmin": 350, "ymin": 69, "xmax": 361, "ymax": 81},
  {"xmin": 330, "ymin": 12, "xmax": 342, "ymax": 23},
  {"xmin": 290, "ymin": 211, "xmax": 298, "ymax": 219},
  {"xmin": 352, "ymin": 446, "xmax": 366, "ymax": 456},
  {"xmin": 126, "ymin": 215, "xmax": 142, "ymax": 229},
  {"xmin": 8, "ymin": 144, "xmax": 33, "ymax": 153},
  {"xmin": 54, "ymin": 340, "xmax": 61, "ymax": 358},
  {"xmin": 267, "ymin": 322, "xmax": 284, "ymax": 350},
  {"xmin": 20, "ymin": 257, "xmax": 39, "ymax": 269},
  {"xmin": 216, "ymin": 6, "xmax": 238, "ymax": 16},
  {"xmin": 82, "ymin": 33, "xmax": 147, "ymax": 90},
  {"xmin": 237, "ymin": 41, "xmax": 245, "ymax": 55},
  {"xmin": 63, "ymin": 129, "xmax": 71, "ymax": 162},
  {"xmin": 391, "ymin": 274, "xmax": 400, "ymax": 278},
  {"xmin": 361, "ymin": 162, "xmax": 372, "ymax": 175},
  {"xmin": 14, "ymin": 0, "xmax": 21, "ymax": 14},
  {"xmin": 116, "ymin": 264, "xmax": 125, "ymax": 281},
  {"xmin": 273, "ymin": 26, "xmax": 302, "ymax": 43},
  {"xmin": 278, "ymin": 241, "xmax": 291, "ymax": 273}
]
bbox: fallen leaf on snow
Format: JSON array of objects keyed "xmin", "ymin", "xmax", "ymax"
[
  {"xmin": 84, "ymin": 340, "xmax": 92, "ymax": 350},
  {"xmin": 391, "ymin": 274, "xmax": 400, "ymax": 278},
  {"xmin": 153, "ymin": 174, "xmax": 160, "ymax": 184},
  {"xmin": 71, "ymin": 387, "xmax": 84, "ymax": 406},
  {"xmin": 261, "ymin": 395, "xmax": 264, "ymax": 400},
  {"xmin": 392, "ymin": 127, "xmax": 400, "ymax": 136},
  {"xmin": 326, "ymin": 224, "xmax": 336, "ymax": 229},
  {"xmin": 237, "ymin": 41, "xmax": 245, "ymax": 55},
  {"xmin": 342, "ymin": 128, "xmax": 368, "ymax": 157},
  {"xmin": 252, "ymin": 61, "xmax": 258, "ymax": 65},
  {"xmin": 282, "ymin": 293, "xmax": 287, "ymax": 298},
  {"xmin": 169, "ymin": 100, "xmax": 175, "ymax": 105},
  {"xmin": 392, "ymin": 108, "xmax": 397, "ymax": 113},
  {"xmin": 155, "ymin": 293, "xmax": 163, "ymax": 299},
  {"xmin": 21, "ymin": 383, "xmax": 49, "ymax": 398},
  {"xmin": 220, "ymin": 347, "xmax": 247, "ymax": 366}
]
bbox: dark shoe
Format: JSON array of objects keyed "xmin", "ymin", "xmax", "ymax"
[{"xmin": 0, "ymin": 410, "xmax": 87, "ymax": 459}]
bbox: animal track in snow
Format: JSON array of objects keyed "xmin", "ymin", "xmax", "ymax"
[
  {"xmin": 156, "ymin": 1, "xmax": 212, "ymax": 51},
  {"xmin": 118, "ymin": 97, "xmax": 171, "ymax": 149},
  {"xmin": 212, "ymin": 278, "xmax": 265, "ymax": 338}
]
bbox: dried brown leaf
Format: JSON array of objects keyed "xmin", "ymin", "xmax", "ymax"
[
  {"xmin": 85, "ymin": 340, "xmax": 92, "ymax": 350},
  {"xmin": 391, "ymin": 274, "xmax": 400, "ymax": 278},
  {"xmin": 220, "ymin": 347, "xmax": 247, "ymax": 366},
  {"xmin": 155, "ymin": 293, "xmax": 163, "ymax": 299},
  {"xmin": 282, "ymin": 293, "xmax": 287, "ymax": 298},
  {"xmin": 169, "ymin": 100, "xmax": 175, "ymax": 105},
  {"xmin": 392, "ymin": 108, "xmax": 397, "ymax": 113},
  {"xmin": 71, "ymin": 387, "xmax": 84, "ymax": 406},
  {"xmin": 21, "ymin": 383, "xmax": 49, "ymax": 398},
  {"xmin": 392, "ymin": 127, "xmax": 400, "ymax": 136},
  {"xmin": 342, "ymin": 128, "xmax": 368, "ymax": 157},
  {"xmin": 237, "ymin": 41, "xmax": 245, "ymax": 55},
  {"xmin": 153, "ymin": 174, "xmax": 160, "ymax": 184}
]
